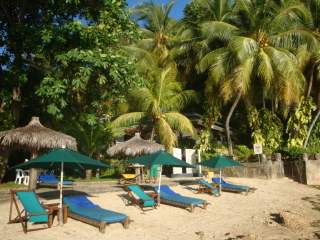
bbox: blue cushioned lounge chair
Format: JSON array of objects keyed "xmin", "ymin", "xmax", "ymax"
[
  {"xmin": 154, "ymin": 185, "xmax": 208, "ymax": 212},
  {"xmin": 212, "ymin": 178, "xmax": 255, "ymax": 194},
  {"xmin": 38, "ymin": 174, "xmax": 73, "ymax": 186},
  {"xmin": 8, "ymin": 190, "xmax": 53, "ymax": 233},
  {"xmin": 126, "ymin": 185, "xmax": 157, "ymax": 211},
  {"xmin": 63, "ymin": 195, "xmax": 130, "ymax": 233},
  {"xmin": 197, "ymin": 180, "xmax": 220, "ymax": 196}
]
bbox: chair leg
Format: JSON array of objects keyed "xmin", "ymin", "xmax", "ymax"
[
  {"xmin": 190, "ymin": 205, "xmax": 194, "ymax": 213},
  {"xmin": 122, "ymin": 217, "xmax": 130, "ymax": 229},
  {"xmin": 99, "ymin": 222, "xmax": 106, "ymax": 233},
  {"xmin": 23, "ymin": 211, "xmax": 28, "ymax": 233}
]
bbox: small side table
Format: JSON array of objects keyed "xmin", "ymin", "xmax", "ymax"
[
  {"xmin": 148, "ymin": 192, "xmax": 158, "ymax": 200},
  {"xmin": 44, "ymin": 203, "xmax": 68, "ymax": 226}
]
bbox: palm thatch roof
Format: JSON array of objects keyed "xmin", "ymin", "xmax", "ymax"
[
  {"xmin": 107, "ymin": 133, "xmax": 164, "ymax": 157},
  {"xmin": 0, "ymin": 116, "xmax": 77, "ymax": 152}
]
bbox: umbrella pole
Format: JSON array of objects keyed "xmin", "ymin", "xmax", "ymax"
[
  {"xmin": 157, "ymin": 165, "xmax": 162, "ymax": 206},
  {"xmin": 219, "ymin": 169, "xmax": 222, "ymax": 194},
  {"xmin": 59, "ymin": 161, "xmax": 64, "ymax": 226}
]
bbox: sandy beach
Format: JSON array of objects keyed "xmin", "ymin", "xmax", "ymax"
[{"xmin": 1, "ymin": 177, "xmax": 319, "ymax": 240}]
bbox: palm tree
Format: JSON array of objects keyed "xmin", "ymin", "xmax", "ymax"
[
  {"xmin": 198, "ymin": 0, "xmax": 318, "ymax": 155},
  {"xmin": 112, "ymin": 63, "xmax": 196, "ymax": 151},
  {"xmin": 175, "ymin": 0, "xmax": 236, "ymax": 74},
  {"xmin": 131, "ymin": 0, "xmax": 178, "ymax": 64}
]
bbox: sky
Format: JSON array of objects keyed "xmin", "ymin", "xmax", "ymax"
[{"xmin": 127, "ymin": 0, "xmax": 190, "ymax": 19}]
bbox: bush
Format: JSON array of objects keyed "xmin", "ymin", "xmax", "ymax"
[
  {"xmin": 234, "ymin": 145, "xmax": 254, "ymax": 161},
  {"xmin": 279, "ymin": 147, "xmax": 307, "ymax": 160}
]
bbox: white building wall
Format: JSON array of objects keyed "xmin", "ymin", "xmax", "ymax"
[
  {"xmin": 172, "ymin": 147, "xmax": 182, "ymax": 174},
  {"xmin": 185, "ymin": 149, "xmax": 197, "ymax": 174}
]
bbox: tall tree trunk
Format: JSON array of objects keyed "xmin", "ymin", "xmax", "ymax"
[
  {"xmin": 306, "ymin": 63, "xmax": 315, "ymax": 98},
  {"xmin": 225, "ymin": 92, "xmax": 242, "ymax": 156},
  {"xmin": 150, "ymin": 127, "xmax": 155, "ymax": 141},
  {"xmin": 12, "ymin": 87, "xmax": 21, "ymax": 126},
  {"xmin": 262, "ymin": 90, "xmax": 266, "ymax": 109},
  {"xmin": 304, "ymin": 109, "xmax": 320, "ymax": 147}
]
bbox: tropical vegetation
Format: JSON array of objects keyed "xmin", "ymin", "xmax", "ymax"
[{"xmin": 2, "ymin": 0, "xmax": 320, "ymax": 180}]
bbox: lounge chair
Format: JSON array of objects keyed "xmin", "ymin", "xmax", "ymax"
[
  {"xmin": 63, "ymin": 195, "xmax": 130, "ymax": 233},
  {"xmin": 126, "ymin": 185, "xmax": 157, "ymax": 211},
  {"xmin": 119, "ymin": 173, "xmax": 140, "ymax": 185},
  {"xmin": 8, "ymin": 190, "xmax": 54, "ymax": 233},
  {"xmin": 154, "ymin": 185, "xmax": 208, "ymax": 212},
  {"xmin": 212, "ymin": 177, "xmax": 255, "ymax": 194},
  {"xmin": 197, "ymin": 180, "xmax": 220, "ymax": 196},
  {"xmin": 38, "ymin": 174, "xmax": 73, "ymax": 187}
]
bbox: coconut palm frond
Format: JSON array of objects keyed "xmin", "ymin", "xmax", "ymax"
[
  {"xmin": 138, "ymin": 28, "xmax": 155, "ymax": 38},
  {"xmin": 200, "ymin": 21, "xmax": 239, "ymax": 43},
  {"xmin": 164, "ymin": 90, "xmax": 198, "ymax": 112},
  {"xmin": 270, "ymin": 29, "xmax": 318, "ymax": 51},
  {"xmin": 270, "ymin": 3, "xmax": 313, "ymax": 32},
  {"xmin": 112, "ymin": 112, "xmax": 146, "ymax": 128},
  {"xmin": 155, "ymin": 117, "xmax": 177, "ymax": 151},
  {"xmin": 197, "ymin": 47, "xmax": 228, "ymax": 73},
  {"xmin": 220, "ymin": 78, "xmax": 234, "ymax": 102},
  {"xmin": 123, "ymin": 46, "xmax": 157, "ymax": 65},
  {"xmin": 296, "ymin": 44, "xmax": 313, "ymax": 70},
  {"xmin": 232, "ymin": 56, "xmax": 254, "ymax": 95},
  {"xmin": 230, "ymin": 36, "xmax": 259, "ymax": 60},
  {"xmin": 257, "ymin": 48, "xmax": 274, "ymax": 89},
  {"xmin": 163, "ymin": 112, "xmax": 196, "ymax": 137},
  {"xmin": 128, "ymin": 88, "xmax": 154, "ymax": 112}
]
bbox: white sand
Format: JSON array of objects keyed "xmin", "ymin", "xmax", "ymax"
[{"xmin": 1, "ymin": 178, "xmax": 319, "ymax": 240}]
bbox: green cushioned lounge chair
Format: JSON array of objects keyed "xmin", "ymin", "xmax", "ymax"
[
  {"xmin": 197, "ymin": 180, "xmax": 220, "ymax": 197},
  {"xmin": 126, "ymin": 185, "xmax": 157, "ymax": 211},
  {"xmin": 8, "ymin": 190, "xmax": 53, "ymax": 233}
]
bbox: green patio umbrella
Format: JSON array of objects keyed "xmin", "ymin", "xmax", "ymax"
[
  {"xmin": 199, "ymin": 155, "xmax": 242, "ymax": 194},
  {"xmin": 13, "ymin": 148, "xmax": 109, "ymax": 225},
  {"xmin": 128, "ymin": 150, "xmax": 194, "ymax": 205}
]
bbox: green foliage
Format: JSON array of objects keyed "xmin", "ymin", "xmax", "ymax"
[
  {"xmin": 34, "ymin": 1, "xmax": 140, "ymax": 120},
  {"xmin": 234, "ymin": 145, "xmax": 254, "ymax": 160},
  {"xmin": 197, "ymin": 129, "xmax": 212, "ymax": 152},
  {"xmin": 0, "ymin": 0, "xmax": 141, "ymax": 132},
  {"xmin": 2, "ymin": 0, "xmax": 320, "ymax": 174},
  {"xmin": 61, "ymin": 116, "xmax": 113, "ymax": 158},
  {"xmin": 308, "ymin": 120, "xmax": 320, "ymax": 148},
  {"xmin": 248, "ymin": 108, "xmax": 284, "ymax": 153},
  {"xmin": 280, "ymin": 146, "xmax": 304, "ymax": 160},
  {"xmin": 184, "ymin": 0, "xmax": 234, "ymax": 25},
  {"xmin": 112, "ymin": 64, "xmax": 197, "ymax": 151},
  {"xmin": 286, "ymin": 97, "xmax": 316, "ymax": 148}
]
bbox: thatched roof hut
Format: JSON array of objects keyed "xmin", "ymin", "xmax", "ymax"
[
  {"xmin": 0, "ymin": 116, "xmax": 77, "ymax": 153},
  {"xmin": 107, "ymin": 133, "xmax": 164, "ymax": 157}
]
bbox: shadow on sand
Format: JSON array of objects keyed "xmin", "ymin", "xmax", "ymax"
[
  {"xmin": 302, "ymin": 193, "xmax": 320, "ymax": 238},
  {"xmin": 37, "ymin": 190, "xmax": 94, "ymax": 200}
]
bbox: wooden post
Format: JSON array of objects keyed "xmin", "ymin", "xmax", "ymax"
[
  {"xmin": 85, "ymin": 170, "xmax": 92, "ymax": 180},
  {"xmin": 28, "ymin": 151, "xmax": 38, "ymax": 190},
  {"xmin": 134, "ymin": 166, "xmax": 140, "ymax": 184},
  {"xmin": 275, "ymin": 153, "xmax": 284, "ymax": 178}
]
